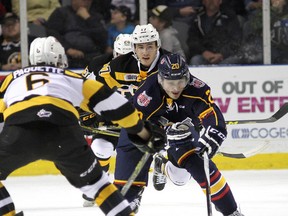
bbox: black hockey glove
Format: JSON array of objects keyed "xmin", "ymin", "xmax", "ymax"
[
  {"xmin": 196, "ymin": 126, "xmax": 227, "ymax": 159},
  {"xmin": 79, "ymin": 111, "xmax": 99, "ymax": 128},
  {"xmin": 128, "ymin": 121, "xmax": 166, "ymax": 154},
  {"xmin": 166, "ymin": 118, "xmax": 194, "ymax": 147}
]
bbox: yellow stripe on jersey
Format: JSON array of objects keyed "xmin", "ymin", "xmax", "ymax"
[
  {"xmin": 64, "ymin": 70, "xmax": 82, "ymax": 78},
  {"xmin": 81, "ymin": 79, "xmax": 104, "ymax": 112},
  {"xmin": 0, "ymin": 99, "xmax": 6, "ymax": 114},
  {"xmin": 111, "ymin": 109, "xmax": 140, "ymax": 129},
  {"xmin": 3, "ymin": 96, "xmax": 79, "ymax": 120},
  {"xmin": 3, "ymin": 211, "xmax": 16, "ymax": 216},
  {"xmin": 210, "ymin": 175, "xmax": 226, "ymax": 195},
  {"xmin": 95, "ymin": 184, "xmax": 118, "ymax": 206},
  {"xmin": 0, "ymin": 74, "xmax": 13, "ymax": 92},
  {"xmin": 101, "ymin": 72, "xmax": 122, "ymax": 89},
  {"xmin": 82, "ymin": 79, "xmax": 104, "ymax": 99},
  {"xmin": 198, "ymin": 106, "xmax": 218, "ymax": 125}
]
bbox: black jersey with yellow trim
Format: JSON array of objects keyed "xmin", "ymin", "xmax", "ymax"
[
  {"xmin": 132, "ymin": 72, "xmax": 226, "ymax": 130},
  {"xmin": 0, "ymin": 66, "xmax": 143, "ymax": 134},
  {"xmin": 97, "ymin": 48, "xmax": 170, "ymax": 98}
]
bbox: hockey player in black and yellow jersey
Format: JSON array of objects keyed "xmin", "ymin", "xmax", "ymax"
[
  {"xmin": 115, "ymin": 53, "xmax": 244, "ymax": 215},
  {"xmin": 0, "ymin": 36, "xmax": 166, "ymax": 216},
  {"xmin": 81, "ymin": 22, "xmax": 170, "ymax": 193},
  {"xmin": 96, "ymin": 24, "xmax": 169, "ymax": 98},
  {"xmin": 81, "ymin": 24, "xmax": 171, "ymax": 209},
  {"xmin": 82, "ymin": 33, "xmax": 133, "ymax": 80}
]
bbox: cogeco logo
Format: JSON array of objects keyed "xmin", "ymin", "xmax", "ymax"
[{"xmin": 231, "ymin": 127, "xmax": 288, "ymax": 139}]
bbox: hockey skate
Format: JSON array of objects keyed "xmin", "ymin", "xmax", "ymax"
[
  {"xmin": 82, "ymin": 194, "xmax": 95, "ymax": 207},
  {"xmin": 152, "ymin": 154, "xmax": 168, "ymax": 191},
  {"xmin": 15, "ymin": 211, "xmax": 24, "ymax": 216},
  {"xmin": 129, "ymin": 187, "xmax": 144, "ymax": 214}
]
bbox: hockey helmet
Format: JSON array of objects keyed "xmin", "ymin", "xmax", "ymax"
[
  {"xmin": 113, "ymin": 33, "xmax": 132, "ymax": 58},
  {"xmin": 29, "ymin": 36, "xmax": 68, "ymax": 68},
  {"xmin": 158, "ymin": 53, "xmax": 190, "ymax": 81},
  {"xmin": 131, "ymin": 23, "xmax": 161, "ymax": 47}
]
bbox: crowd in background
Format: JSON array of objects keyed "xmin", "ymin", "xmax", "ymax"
[{"xmin": 0, "ymin": 0, "xmax": 288, "ymax": 70}]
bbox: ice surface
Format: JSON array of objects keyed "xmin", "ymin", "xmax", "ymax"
[{"xmin": 4, "ymin": 170, "xmax": 288, "ymax": 216}]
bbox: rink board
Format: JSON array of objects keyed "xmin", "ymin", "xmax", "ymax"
[
  {"xmin": 1, "ymin": 65, "xmax": 288, "ymax": 176},
  {"xmin": 10, "ymin": 153, "xmax": 288, "ymax": 176}
]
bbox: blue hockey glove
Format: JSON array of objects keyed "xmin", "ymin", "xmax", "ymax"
[
  {"xmin": 166, "ymin": 118, "xmax": 194, "ymax": 147},
  {"xmin": 196, "ymin": 126, "xmax": 227, "ymax": 159}
]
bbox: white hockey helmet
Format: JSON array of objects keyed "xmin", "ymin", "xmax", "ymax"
[
  {"xmin": 113, "ymin": 33, "xmax": 132, "ymax": 58},
  {"xmin": 29, "ymin": 36, "xmax": 68, "ymax": 68},
  {"xmin": 131, "ymin": 23, "xmax": 161, "ymax": 48}
]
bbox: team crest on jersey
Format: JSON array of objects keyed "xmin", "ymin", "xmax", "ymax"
[
  {"xmin": 37, "ymin": 109, "xmax": 52, "ymax": 118},
  {"xmin": 137, "ymin": 91, "xmax": 152, "ymax": 107},
  {"xmin": 191, "ymin": 78, "xmax": 205, "ymax": 88}
]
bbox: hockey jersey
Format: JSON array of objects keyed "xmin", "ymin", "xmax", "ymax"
[
  {"xmin": 97, "ymin": 48, "xmax": 170, "ymax": 98},
  {"xmin": 0, "ymin": 66, "xmax": 143, "ymax": 134},
  {"xmin": 132, "ymin": 72, "xmax": 226, "ymax": 130}
]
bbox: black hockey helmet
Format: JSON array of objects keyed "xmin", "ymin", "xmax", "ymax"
[{"xmin": 158, "ymin": 53, "xmax": 190, "ymax": 81}]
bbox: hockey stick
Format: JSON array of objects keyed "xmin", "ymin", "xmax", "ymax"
[
  {"xmin": 121, "ymin": 146, "xmax": 153, "ymax": 196},
  {"xmin": 225, "ymin": 102, "xmax": 288, "ymax": 125},
  {"xmin": 81, "ymin": 102, "xmax": 288, "ymax": 134},
  {"xmin": 81, "ymin": 125, "xmax": 120, "ymax": 137},
  {"xmin": 203, "ymin": 151, "xmax": 213, "ymax": 216},
  {"xmin": 82, "ymin": 125, "xmax": 269, "ymax": 159},
  {"xmin": 82, "ymin": 103, "xmax": 288, "ymax": 137},
  {"xmin": 218, "ymin": 140, "xmax": 269, "ymax": 159},
  {"xmin": 82, "ymin": 124, "xmax": 153, "ymax": 195}
]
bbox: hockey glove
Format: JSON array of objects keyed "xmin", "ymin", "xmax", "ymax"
[
  {"xmin": 128, "ymin": 121, "xmax": 166, "ymax": 154},
  {"xmin": 196, "ymin": 126, "xmax": 227, "ymax": 159},
  {"xmin": 166, "ymin": 118, "xmax": 194, "ymax": 147},
  {"xmin": 79, "ymin": 111, "xmax": 99, "ymax": 128}
]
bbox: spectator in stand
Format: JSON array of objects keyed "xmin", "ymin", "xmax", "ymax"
[
  {"xmin": 222, "ymin": 0, "xmax": 246, "ymax": 17},
  {"xmin": 106, "ymin": 5, "xmax": 134, "ymax": 54},
  {"xmin": 149, "ymin": 0, "xmax": 203, "ymax": 23},
  {"xmin": 147, "ymin": 1, "xmax": 204, "ymax": 61},
  {"xmin": 245, "ymin": 0, "xmax": 263, "ymax": 16},
  {"xmin": 235, "ymin": 0, "xmax": 288, "ymax": 64},
  {"xmin": 12, "ymin": 0, "xmax": 60, "ymax": 26},
  {"xmin": 90, "ymin": 0, "xmax": 113, "ymax": 24},
  {"xmin": 0, "ymin": 13, "xmax": 33, "ymax": 71},
  {"xmin": 222, "ymin": 0, "xmax": 247, "ymax": 25},
  {"xmin": 11, "ymin": 0, "xmax": 60, "ymax": 38},
  {"xmin": 111, "ymin": 0, "xmax": 138, "ymax": 23},
  {"xmin": 46, "ymin": 0, "xmax": 108, "ymax": 68},
  {"xmin": 149, "ymin": 5, "xmax": 186, "ymax": 60},
  {"xmin": 186, "ymin": 0, "xmax": 242, "ymax": 66},
  {"xmin": 0, "ymin": 0, "xmax": 12, "ymax": 37}
]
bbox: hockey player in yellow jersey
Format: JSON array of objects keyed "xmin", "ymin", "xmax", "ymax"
[{"xmin": 0, "ymin": 36, "xmax": 166, "ymax": 216}]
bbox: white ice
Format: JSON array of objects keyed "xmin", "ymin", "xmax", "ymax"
[{"xmin": 5, "ymin": 170, "xmax": 288, "ymax": 216}]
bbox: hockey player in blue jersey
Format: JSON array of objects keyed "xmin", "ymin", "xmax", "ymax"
[{"xmin": 114, "ymin": 53, "xmax": 244, "ymax": 215}]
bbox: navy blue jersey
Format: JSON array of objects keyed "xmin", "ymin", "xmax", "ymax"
[{"xmin": 132, "ymin": 72, "xmax": 226, "ymax": 130}]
